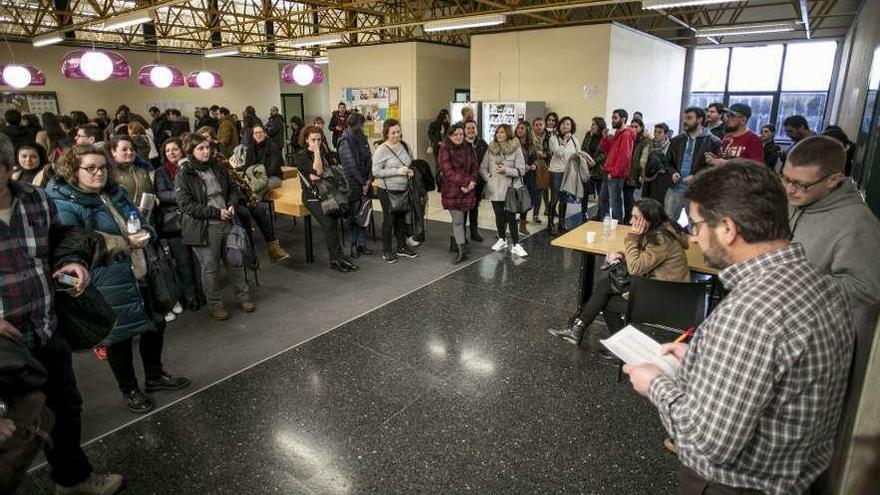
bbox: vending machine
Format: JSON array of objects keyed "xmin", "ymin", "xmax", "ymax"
[{"xmin": 481, "ymin": 101, "xmax": 545, "ymax": 139}]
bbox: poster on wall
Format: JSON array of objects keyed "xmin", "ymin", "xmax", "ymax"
[
  {"xmin": 340, "ymin": 86, "xmax": 400, "ymax": 141},
  {"xmin": 0, "ymin": 92, "xmax": 60, "ymax": 116}
]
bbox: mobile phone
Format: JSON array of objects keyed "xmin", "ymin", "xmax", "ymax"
[{"xmin": 57, "ymin": 273, "xmax": 80, "ymax": 287}]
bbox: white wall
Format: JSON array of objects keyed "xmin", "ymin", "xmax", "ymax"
[
  {"xmin": 606, "ymin": 24, "xmax": 686, "ymax": 132},
  {"xmin": 830, "ymin": 0, "xmax": 880, "ymax": 137}
]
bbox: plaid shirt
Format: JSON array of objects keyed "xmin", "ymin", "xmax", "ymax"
[
  {"xmin": 648, "ymin": 243, "xmax": 854, "ymax": 494},
  {"xmin": 0, "ymin": 181, "xmax": 58, "ymax": 347}
]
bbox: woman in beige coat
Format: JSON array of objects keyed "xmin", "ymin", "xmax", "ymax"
[{"xmin": 480, "ymin": 124, "xmax": 528, "ymax": 257}]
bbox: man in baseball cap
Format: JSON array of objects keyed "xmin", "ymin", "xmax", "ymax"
[{"xmin": 706, "ymin": 103, "xmax": 765, "ymax": 165}]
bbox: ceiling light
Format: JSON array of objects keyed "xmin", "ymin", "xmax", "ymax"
[
  {"xmin": 80, "ymin": 51, "xmax": 114, "ymax": 81},
  {"xmin": 642, "ymin": 0, "xmax": 728, "ymax": 9},
  {"xmin": 423, "ymin": 14, "xmax": 506, "ymax": 32},
  {"xmin": 186, "ymin": 70, "xmax": 224, "ymax": 89},
  {"xmin": 1, "ymin": 65, "xmax": 32, "ymax": 89},
  {"xmin": 102, "ymin": 11, "xmax": 154, "ymax": 31},
  {"xmin": 32, "ymin": 33, "xmax": 65, "ymax": 47},
  {"xmin": 204, "ymin": 47, "xmax": 240, "ymax": 58},
  {"xmin": 695, "ymin": 21, "xmax": 799, "ymax": 38},
  {"xmin": 290, "ymin": 34, "xmax": 343, "ymax": 48},
  {"xmin": 314, "ymin": 57, "xmax": 329, "ymax": 65}
]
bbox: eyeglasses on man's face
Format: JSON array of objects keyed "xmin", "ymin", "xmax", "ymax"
[
  {"xmin": 687, "ymin": 219, "xmax": 708, "ymax": 235},
  {"xmin": 780, "ymin": 171, "xmax": 836, "ymax": 194}
]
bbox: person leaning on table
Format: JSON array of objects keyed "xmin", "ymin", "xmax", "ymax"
[
  {"xmin": 624, "ymin": 159, "xmax": 854, "ymax": 495},
  {"xmin": 547, "ymin": 198, "xmax": 689, "ymax": 346}
]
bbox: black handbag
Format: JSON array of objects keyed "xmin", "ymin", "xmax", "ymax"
[
  {"xmin": 602, "ymin": 260, "xmax": 631, "ymax": 295},
  {"xmin": 356, "ymin": 193, "xmax": 372, "ymax": 228},
  {"xmin": 504, "ymin": 174, "xmax": 532, "ymax": 214},
  {"xmin": 53, "ymin": 284, "xmax": 116, "ymax": 351},
  {"xmin": 145, "ymin": 243, "xmax": 182, "ymax": 314},
  {"xmin": 159, "ymin": 208, "xmax": 181, "ymax": 237},
  {"xmin": 383, "ymin": 144, "xmax": 413, "ymax": 214}
]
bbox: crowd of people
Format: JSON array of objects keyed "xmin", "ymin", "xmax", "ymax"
[{"xmin": 0, "ymin": 93, "xmax": 878, "ymax": 495}]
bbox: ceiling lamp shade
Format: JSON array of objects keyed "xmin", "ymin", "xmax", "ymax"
[
  {"xmin": 311, "ymin": 65, "xmax": 324, "ymax": 85},
  {"xmin": 0, "ymin": 64, "xmax": 46, "ymax": 88},
  {"xmin": 137, "ymin": 64, "xmax": 184, "ymax": 88},
  {"xmin": 187, "ymin": 70, "xmax": 224, "ymax": 89},
  {"xmin": 282, "ymin": 63, "xmax": 316, "ymax": 86},
  {"xmin": 62, "ymin": 50, "xmax": 130, "ymax": 81}
]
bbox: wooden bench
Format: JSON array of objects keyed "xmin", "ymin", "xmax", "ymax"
[{"xmin": 266, "ymin": 176, "xmax": 315, "ymax": 263}]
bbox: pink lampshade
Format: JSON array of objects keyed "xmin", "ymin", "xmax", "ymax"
[
  {"xmin": 312, "ymin": 65, "xmax": 324, "ymax": 85},
  {"xmin": 186, "ymin": 70, "xmax": 224, "ymax": 89},
  {"xmin": 281, "ymin": 63, "xmax": 316, "ymax": 86},
  {"xmin": 61, "ymin": 50, "xmax": 130, "ymax": 81},
  {"xmin": 0, "ymin": 64, "xmax": 46, "ymax": 88},
  {"xmin": 137, "ymin": 64, "xmax": 185, "ymax": 88}
]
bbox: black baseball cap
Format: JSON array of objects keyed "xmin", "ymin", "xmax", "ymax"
[{"xmin": 724, "ymin": 103, "xmax": 752, "ymax": 120}]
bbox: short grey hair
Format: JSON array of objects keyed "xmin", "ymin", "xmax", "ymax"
[{"xmin": 0, "ymin": 133, "xmax": 14, "ymax": 171}]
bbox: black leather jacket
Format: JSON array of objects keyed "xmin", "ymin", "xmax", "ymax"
[{"xmin": 663, "ymin": 132, "xmax": 721, "ymax": 177}]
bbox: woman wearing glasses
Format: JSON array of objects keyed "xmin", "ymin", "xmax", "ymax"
[
  {"xmin": 46, "ymin": 145, "xmax": 190, "ymax": 414},
  {"xmin": 547, "ymin": 198, "xmax": 690, "ymax": 346}
]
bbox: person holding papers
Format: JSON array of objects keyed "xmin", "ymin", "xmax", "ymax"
[
  {"xmin": 623, "ymin": 160, "xmax": 854, "ymax": 495},
  {"xmin": 548, "ymin": 198, "xmax": 690, "ymax": 346}
]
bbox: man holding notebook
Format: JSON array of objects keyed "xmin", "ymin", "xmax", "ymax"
[{"xmin": 623, "ymin": 160, "xmax": 854, "ymax": 495}]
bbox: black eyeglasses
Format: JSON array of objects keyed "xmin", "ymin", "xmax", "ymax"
[
  {"xmin": 687, "ymin": 219, "xmax": 707, "ymax": 235},
  {"xmin": 79, "ymin": 165, "xmax": 107, "ymax": 175},
  {"xmin": 780, "ymin": 171, "xmax": 836, "ymax": 193}
]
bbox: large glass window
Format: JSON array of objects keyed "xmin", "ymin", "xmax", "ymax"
[
  {"xmin": 728, "ymin": 45, "xmax": 784, "ymax": 92},
  {"xmin": 687, "ymin": 41, "xmax": 837, "ymax": 144}
]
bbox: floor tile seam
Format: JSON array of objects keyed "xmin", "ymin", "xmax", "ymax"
[{"xmin": 64, "ymin": 243, "xmax": 499, "ymax": 451}]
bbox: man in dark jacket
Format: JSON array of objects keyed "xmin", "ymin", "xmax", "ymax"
[
  {"xmin": 328, "ymin": 102, "xmax": 349, "ymax": 149},
  {"xmin": 337, "ymin": 113, "xmax": 373, "ymax": 257},
  {"xmin": 663, "ymin": 106, "xmax": 721, "ymax": 221},
  {"xmin": 463, "ymin": 120, "xmax": 488, "ymax": 243},
  {"xmin": 2, "ymin": 109, "xmax": 37, "ymax": 152},
  {"xmin": 246, "ymin": 125, "xmax": 283, "ymax": 188},
  {"xmin": 265, "ymin": 106, "xmax": 286, "ymax": 150},
  {"xmin": 0, "ymin": 134, "xmax": 124, "ymax": 494}
]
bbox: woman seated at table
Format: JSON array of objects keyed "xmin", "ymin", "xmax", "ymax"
[{"xmin": 548, "ymin": 198, "xmax": 690, "ymax": 346}]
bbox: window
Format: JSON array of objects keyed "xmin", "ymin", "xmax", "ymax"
[
  {"xmin": 728, "ymin": 45, "xmax": 784, "ymax": 92},
  {"xmin": 687, "ymin": 41, "xmax": 838, "ymax": 144},
  {"xmin": 691, "ymin": 48, "xmax": 729, "ymax": 92}
]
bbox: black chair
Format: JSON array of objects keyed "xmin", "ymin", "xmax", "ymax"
[{"xmin": 616, "ymin": 277, "xmax": 712, "ymax": 381}]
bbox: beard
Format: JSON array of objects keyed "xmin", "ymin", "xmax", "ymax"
[
  {"xmin": 612, "ymin": 121, "xmax": 623, "ymax": 130},
  {"xmin": 703, "ymin": 232, "xmax": 734, "ymax": 270},
  {"xmin": 683, "ymin": 121, "xmax": 698, "ymax": 134}
]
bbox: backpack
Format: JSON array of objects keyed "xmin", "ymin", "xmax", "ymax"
[{"xmin": 225, "ymin": 219, "xmax": 258, "ymax": 269}]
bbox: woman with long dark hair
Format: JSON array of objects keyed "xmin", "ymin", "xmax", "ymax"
[
  {"xmin": 36, "ymin": 112, "xmax": 70, "ymax": 161},
  {"xmin": 438, "ymin": 123, "xmax": 478, "ymax": 264},
  {"xmin": 515, "ymin": 120, "xmax": 536, "ymax": 235},
  {"xmin": 548, "ymin": 198, "xmax": 691, "ymax": 345},
  {"xmin": 547, "ymin": 116, "xmax": 580, "ymax": 235},
  {"xmin": 583, "ymin": 117, "xmax": 607, "ymax": 220}
]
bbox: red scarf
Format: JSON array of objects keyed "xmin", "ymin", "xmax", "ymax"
[{"xmin": 165, "ymin": 159, "xmax": 179, "ymax": 179}]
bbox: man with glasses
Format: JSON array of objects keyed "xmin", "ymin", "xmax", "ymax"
[
  {"xmin": 624, "ymin": 159, "xmax": 855, "ymax": 495},
  {"xmin": 705, "ymin": 103, "xmax": 764, "ymax": 166}
]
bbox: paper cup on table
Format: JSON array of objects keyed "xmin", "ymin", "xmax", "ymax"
[
  {"xmin": 610, "ymin": 219, "xmax": 619, "ymax": 230},
  {"xmin": 586, "ymin": 231, "xmax": 597, "ymax": 244}
]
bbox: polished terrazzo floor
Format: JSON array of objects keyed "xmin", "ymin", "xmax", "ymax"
[{"xmin": 19, "ymin": 231, "xmax": 678, "ymax": 494}]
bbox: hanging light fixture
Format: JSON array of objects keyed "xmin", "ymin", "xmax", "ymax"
[
  {"xmin": 137, "ymin": 64, "xmax": 184, "ymax": 88},
  {"xmin": 186, "ymin": 70, "xmax": 224, "ymax": 89},
  {"xmin": 281, "ymin": 63, "xmax": 315, "ymax": 86},
  {"xmin": 62, "ymin": 50, "xmax": 130, "ymax": 81},
  {"xmin": 0, "ymin": 64, "xmax": 47, "ymax": 88},
  {"xmin": 311, "ymin": 65, "xmax": 324, "ymax": 85}
]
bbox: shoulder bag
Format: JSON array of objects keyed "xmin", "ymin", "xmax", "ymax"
[
  {"xmin": 54, "ymin": 284, "xmax": 116, "ymax": 351},
  {"xmin": 504, "ymin": 169, "xmax": 532, "ymax": 215},
  {"xmin": 144, "ymin": 243, "xmax": 182, "ymax": 315},
  {"xmin": 382, "ymin": 144, "xmax": 412, "ymax": 214}
]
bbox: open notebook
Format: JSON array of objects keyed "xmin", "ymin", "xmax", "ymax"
[{"xmin": 600, "ymin": 325, "xmax": 681, "ymax": 377}]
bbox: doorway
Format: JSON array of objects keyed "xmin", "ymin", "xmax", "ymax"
[{"xmin": 281, "ymin": 93, "xmax": 305, "ymax": 153}]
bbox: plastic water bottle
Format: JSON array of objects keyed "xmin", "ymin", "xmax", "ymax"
[
  {"xmin": 126, "ymin": 209, "xmax": 141, "ymax": 235},
  {"xmin": 127, "ymin": 209, "xmax": 146, "ymax": 276},
  {"xmin": 602, "ymin": 214, "xmax": 612, "ymax": 238}
]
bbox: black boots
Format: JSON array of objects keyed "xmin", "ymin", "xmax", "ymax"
[
  {"xmin": 547, "ymin": 216, "xmax": 558, "ymax": 236},
  {"xmin": 452, "ymin": 244, "xmax": 467, "ymax": 265},
  {"xmin": 547, "ymin": 318, "xmax": 587, "ymax": 345}
]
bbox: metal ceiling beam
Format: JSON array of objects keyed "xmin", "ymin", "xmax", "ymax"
[{"xmin": 798, "ymin": 0, "xmax": 811, "ymax": 39}]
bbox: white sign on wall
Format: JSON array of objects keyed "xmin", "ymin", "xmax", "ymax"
[{"xmin": 583, "ymin": 85, "xmax": 600, "ymax": 99}]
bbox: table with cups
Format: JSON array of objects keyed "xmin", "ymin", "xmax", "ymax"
[{"xmin": 551, "ymin": 221, "xmax": 717, "ymax": 320}]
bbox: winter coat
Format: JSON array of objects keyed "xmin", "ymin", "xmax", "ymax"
[
  {"xmin": 174, "ymin": 159, "xmax": 238, "ymax": 246},
  {"xmin": 582, "ymin": 133, "xmax": 607, "ymax": 181},
  {"xmin": 602, "ymin": 127, "xmax": 636, "ymax": 179},
  {"xmin": 438, "ymin": 141, "xmax": 478, "ymax": 211},
  {"xmin": 246, "ymin": 139, "xmax": 283, "ymax": 179},
  {"xmin": 153, "ymin": 161, "xmax": 183, "ymax": 237},
  {"xmin": 623, "ymin": 224, "xmax": 691, "ymax": 282},
  {"xmin": 373, "ymin": 142, "xmax": 413, "ymax": 192},
  {"xmin": 112, "ymin": 162, "xmax": 154, "ymax": 208},
  {"xmin": 548, "ymin": 134, "xmax": 579, "ymax": 174},
  {"xmin": 664, "ymin": 131, "xmax": 721, "ymax": 180},
  {"xmin": 266, "ymin": 114, "xmax": 286, "ymax": 149},
  {"xmin": 217, "ymin": 116, "xmax": 239, "ymax": 153},
  {"xmin": 337, "ymin": 128, "xmax": 372, "ymax": 201},
  {"xmin": 480, "ymin": 139, "xmax": 526, "ymax": 202},
  {"xmin": 627, "ymin": 136, "xmax": 650, "ymax": 187},
  {"xmin": 560, "ymin": 136, "xmax": 591, "ymax": 199},
  {"xmin": 45, "ymin": 178, "xmax": 156, "ymax": 346}
]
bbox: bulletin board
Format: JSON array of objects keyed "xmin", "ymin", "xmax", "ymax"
[
  {"xmin": 340, "ymin": 86, "xmax": 400, "ymax": 141},
  {"xmin": 0, "ymin": 91, "xmax": 60, "ymax": 115}
]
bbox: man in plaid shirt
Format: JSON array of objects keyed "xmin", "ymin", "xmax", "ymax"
[
  {"xmin": 0, "ymin": 134, "xmax": 123, "ymax": 494},
  {"xmin": 624, "ymin": 160, "xmax": 854, "ymax": 495}
]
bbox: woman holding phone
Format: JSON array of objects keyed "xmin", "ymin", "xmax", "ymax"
[{"xmin": 47, "ymin": 145, "xmax": 190, "ymax": 414}]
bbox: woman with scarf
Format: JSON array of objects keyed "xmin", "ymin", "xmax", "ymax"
[
  {"xmin": 154, "ymin": 137, "xmax": 203, "ymax": 313},
  {"xmin": 480, "ymin": 124, "xmax": 528, "ymax": 258},
  {"xmin": 641, "ymin": 123, "xmax": 672, "ymax": 204}
]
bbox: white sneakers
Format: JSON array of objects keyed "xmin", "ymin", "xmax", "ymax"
[
  {"xmin": 491, "ymin": 238, "xmax": 529, "ymax": 258},
  {"xmin": 511, "ymin": 244, "xmax": 529, "ymax": 258}
]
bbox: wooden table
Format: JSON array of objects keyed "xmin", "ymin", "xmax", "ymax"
[
  {"xmin": 551, "ymin": 221, "xmax": 717, "ymax": 318},
  {"xmin": 281, "ymin": 165, "xmax": 298, "ymax": 180},
  {"xmin": 266, "ymin": 176, "xmax": 315, "ymax": 263}
]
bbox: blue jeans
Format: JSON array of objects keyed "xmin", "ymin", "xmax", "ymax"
[
  {"xmin": 600, "ymin": 177, "xmax": 625, "ymax": 221},
  {"xmin": 524, "ymin": 170, "xmax": 543, "ymax": 218}
]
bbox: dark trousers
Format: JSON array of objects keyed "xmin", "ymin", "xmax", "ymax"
[
  {"xmin": 106, "ymin": 287, "xmax": 166, "ymax": 394},
  {"xmin": 547, "ymin": 172, "xmax": 565, "ymax": 224},
  {"xmin": 623, "ymin": 184, "xmax": 638, "ymax": 224},
  {"xmin": 587, "ymin": 178, "xmax": 603, "ymax": 220},
  {"xmin": 678, "ymin": 465, "xmax": 766, "ymax": 495},
  {"xmin": 378, "ymin": 188, "xmax": 407, "ymax": 253},
  {"xmin": 304, "ymin": 198, "xmax": 344, "ymax": 261},
  {"xmin": 31, "ymin": 334, "xmax": 93, "ymax": 487},
  {"xmin": 235, "ymin": 202, "xmax": 275, "ymax": 243},
  {"xmin": 345, "ymin": 196, "xmax": 368, "ymax": 248},
  {"xmin": 491, "ymin": 201, "xmax": 518, "ymax": 244},
  {"xmin": 165, "ymin": 236, "xmax": 199, "ymax": 302},
  {"xmin": 577, "ymin": 277, "xmax": 628, "ymax": 333}
]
